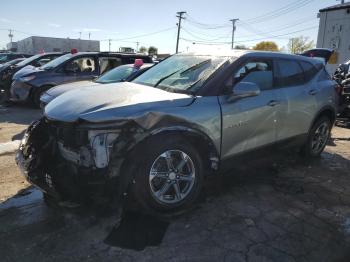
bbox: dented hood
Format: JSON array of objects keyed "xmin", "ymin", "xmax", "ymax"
[{"xmin": 45, "ymin": 82, "xmax": 194, "ymax": 123}]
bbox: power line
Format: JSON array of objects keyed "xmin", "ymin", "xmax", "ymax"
[
  {"xmin": 181, "ymin": 25, "xmax": 318, "ymax": 45},
  {"xmin": 182, "ymin": 27, "xmax": 231, "ymax": 42},
  {"xmin": 236, "ymin": 16, "xmax": 316, "ymax": 39},
  {"xmin": 243, "ymin": 0, "xmax": 315, "ymax": 24},
  {"xmin": 100, "ymin": 27, "xmax": 176, "ymax": 41}
]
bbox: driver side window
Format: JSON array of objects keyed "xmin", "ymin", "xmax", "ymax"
[{"xmin": 227, "ymin": 60, "xmax": 274, "ymax": 91}]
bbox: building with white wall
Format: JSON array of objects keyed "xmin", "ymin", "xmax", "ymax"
[
  {"xmin": 7, "ymin": 36, "xmax": 100, "ymax": 55},
  {"xmin": 317, "ymin": 2, "xmax": 350, "ymax": 72}
]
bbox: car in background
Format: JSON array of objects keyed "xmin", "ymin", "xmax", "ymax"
[
  {"xmin": 17, "ymin": 50, "xmax": 337, "ymax": 213},
  {"xmin": 40, "ymin": 63, "xmax": 154, "ymax": 107},
  {"xmin": 0, "ymin": 52, "xmax": 65, "ymax": 95},
  {"xmin": 0, "ymin": 58, "xmax": 25, "ymax": 71},
  {"xmin": 0, "ymin": 53, "xmax": 31, "ymax": 64},
  {"xmin": 10, "ymin": 52, "xmax": 153, "ymax": 107}
]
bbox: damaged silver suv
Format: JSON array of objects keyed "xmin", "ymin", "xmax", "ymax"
[{"xmin": 16, "ymin": 50, "xmax": 337, "ymax": 213}]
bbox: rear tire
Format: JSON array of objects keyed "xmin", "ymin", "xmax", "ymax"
[
  {"xmin": 129, "ymin": 135, "xmax": 204, "ymax": 215},
  {"xmin": 301, "ymin": 116, "xmax": 332, "ymax": 158}
]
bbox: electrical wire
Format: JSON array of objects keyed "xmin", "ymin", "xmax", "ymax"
[
  {"xmin": 243, "ymin": 0, "xmax": 315, "ymax": 24},
  {"xmin": 181, "ymin": 25, "xmax": 318, "ymax": 45}
]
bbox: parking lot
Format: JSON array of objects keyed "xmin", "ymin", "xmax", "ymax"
[{"xmin": 0, "ymin": 105, "xmax": 349, "ymax": 261}]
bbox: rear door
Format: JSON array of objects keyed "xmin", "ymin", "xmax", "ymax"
[
  {"xmin": 274, "ymin": 59, "xmax": 318, "ymax": 140},
  {"xmin": 219, "ymin": 58, "xmax": 279, "ymax": 159},
  {"xmin": 98, "ymin": 57, "xmax": 122, "ymax": 75}
]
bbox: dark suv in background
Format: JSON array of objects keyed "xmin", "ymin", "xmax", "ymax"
[
  {"xmin": 10, "ymin": 52, "xmax": 153, "ymax": 107},
  {"xmin": 0, "ymin": 52, "xmax": 31, "ymax": 64},
  {"xmin": 0, "ymin": 52, "xmax": 64, "ymax": 98}
]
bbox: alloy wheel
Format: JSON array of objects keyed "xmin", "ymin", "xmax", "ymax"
[
  {"xmin": 311, "ymin": 122, "xmax": 330, "ymax": 155},
  {"xmin": 149, "ymin": 150, "xmax": 196, "ymax": 205}
]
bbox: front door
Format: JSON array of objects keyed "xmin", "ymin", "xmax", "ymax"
[
  {"xmin": 63, "ymin": 56, "xmax": 98, "ymax": 84},
  {"xmin": 219, "ymin": 58, "xmax": 279, "ymax": 160}
]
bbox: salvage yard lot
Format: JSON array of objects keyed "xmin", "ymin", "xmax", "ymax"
[{"xmin": 0, "ymin": 106, "xmax": 350, "ymax": 261}]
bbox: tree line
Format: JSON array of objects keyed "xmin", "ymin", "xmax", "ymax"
[{"xmin": 235, "ymin": 36, "xmax": 315, "ymax": 54}]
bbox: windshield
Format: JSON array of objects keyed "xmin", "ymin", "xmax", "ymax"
[
  {"xmin": 16, "ymin": 54, "xmax": 42, "ymax": 67},
  {"xmin": 41, "ymin": 54, "xmax": 72, "ymax": 70},
  {"xmin": 95, "ymin": 65, "xmax": 133, "ymax": 84},
  {"xmin": 0, "ymin": 55, "xmax": 9, "ymax": 62},
  {"xmin": 133, "ymin": 55, "xmax": 226, "ymax": 93}
]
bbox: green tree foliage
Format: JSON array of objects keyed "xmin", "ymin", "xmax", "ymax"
[
  {"xmin": 288, "ymin": 36, "xmax": 315, "ymax": 54},
  {"xmin": 148, "ymin": 46, "xmax": 158, "ymax": 55},
  {"xmin": 139, "ymin": 46, "xmax": 147, "ymax": 53},
  {"xmin": 253, "ymin": 41, "xmax": 279, "ymax": 51}
]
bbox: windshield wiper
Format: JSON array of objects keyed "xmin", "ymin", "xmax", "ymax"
[
  {"xmin": 154, "ymin": 69, "xmax": 182, "ymax": 87},
  {"xmin": 180, "ymin": 59, "xmax": 211, "ymax": 75}
]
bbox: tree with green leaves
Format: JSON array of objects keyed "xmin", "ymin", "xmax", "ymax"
[
  {"xmin": 253, "ymin": 41, "xmax": 279, "ymax": 51},
  {"xmin": 288, "ymin": 36, "xmax": 315, "ymax": 54},
  {"xmin": 148, "ymin": 46, "xmax": 158, "ymax": 55},
  {"xmin": 139, "ymin": 46, "xmax": 147, "ymax": 53}
]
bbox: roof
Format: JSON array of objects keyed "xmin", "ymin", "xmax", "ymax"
[
  {"xmin": 319, "ymin": 2, "xmax": 350, "ymax": 12},
  {"xmin": 177, "ymin": 49, "xmax": 323, "ymax": 66}
]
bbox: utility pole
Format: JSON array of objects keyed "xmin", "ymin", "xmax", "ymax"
[
  {"xmin": 176, "ymin": 11, "xmax": 186, "ymax": 54},
  {"xmin": 136, "ymin": 41, "xmax": 139, "ymax": 52},
  {"xmin": 88, "ymin": 32, "xmax": 91, "ymax": 40},
  {"xmin": 230, "ymin": 19, "xmax": 239, "ymax": 50},
  {"xmin": 79, "ymin": 32, "xmax": 82, "ymax": 39},
  {"xmin": 108, "ymin": 39, "xmax": 112, "ymax": 52},
  {"xmin": 8, "ymin": 29, "xmax": 13, "ymax": 43}
]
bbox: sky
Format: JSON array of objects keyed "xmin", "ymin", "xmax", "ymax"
[{"xmin": 0, "ymin": 0, "xmax": 341, "ymax": 54}]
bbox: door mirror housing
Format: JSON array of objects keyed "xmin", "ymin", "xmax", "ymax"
[{"xmin": 232, "ymin": 82, "xmax": 261, "ymax": 98}]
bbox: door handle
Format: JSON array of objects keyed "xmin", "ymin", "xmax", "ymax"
[
  {"xmin": 309, "ymin": 89, "xmax": 318, "ymax": 96},
  {"xmin": 267, "ymin": 100, "xmax": 280, "ymax": 107}
]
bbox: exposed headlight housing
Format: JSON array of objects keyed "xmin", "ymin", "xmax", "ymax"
[
  {"xmin": 19, "ymin": 75, "xmax": 36, "ymax": 82},
  {"xmin": 88, "ymin": 130, "xmax": 120, "ymax": 168}
]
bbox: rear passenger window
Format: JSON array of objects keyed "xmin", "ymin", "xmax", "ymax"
[
  {"xmin": 300, "ymin": 61, "xmax": 319, "ymax": 82},
  {"xmin": 276, "ymin": 60, "xmax": 304, "ymax": 87}
]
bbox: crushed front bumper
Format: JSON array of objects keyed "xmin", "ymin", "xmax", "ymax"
[{"xmin": 15, "ymin": 119, "xmax": 116, "ymax": 203}]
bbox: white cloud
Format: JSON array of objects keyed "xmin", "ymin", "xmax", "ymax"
[
  {"xmin": 48, "ymin": 23, "xmax": 61, "ymax": 28},
  {"xmin": 0, "ymin": 18, "xmax": 13, "ymax": 23}
]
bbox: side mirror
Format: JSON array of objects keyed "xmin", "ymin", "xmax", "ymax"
[{"xmin": 232, "ymin": 82, "xmax": 261, "ymax": 98}]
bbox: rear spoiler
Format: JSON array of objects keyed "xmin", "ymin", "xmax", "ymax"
[{"xmin": 299, "ymin": 48, "xmax": 334, "ymax": 64}]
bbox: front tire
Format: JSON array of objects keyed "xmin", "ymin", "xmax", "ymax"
[
  {"xmin": 130, "ymin": 136, "xmax": 204, "ymax": 214},
  {"xmin": 301, "ymin": 116, "xmax": 332, "ymax": 158},
  {"xmin": 31, "ymin": 85, "xmax": 53, "ymax": 108}
]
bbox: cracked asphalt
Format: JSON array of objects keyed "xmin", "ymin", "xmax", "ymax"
[{"xmin": 1, "ymin": 106, "xmax": 350, "ymax": 262}]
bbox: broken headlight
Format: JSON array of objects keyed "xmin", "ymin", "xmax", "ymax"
[{"xmin": 88, "ymin": 131, "xmax": 120, "ymax": 168}]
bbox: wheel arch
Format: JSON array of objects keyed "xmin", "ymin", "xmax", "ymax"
[
  {"xmin": 309, "ymin": 106, "xmax": 336, "ymax": 132},
  {"xmin": 114, "ymin": 125, "xmax": 220, "ymax": 198}
]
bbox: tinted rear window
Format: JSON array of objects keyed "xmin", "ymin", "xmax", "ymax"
[{"xmin": 300, "ymin": 61, "xmax": 320, "ymax": 82}]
